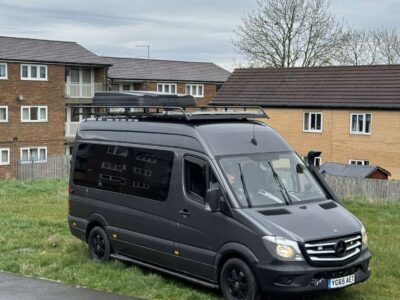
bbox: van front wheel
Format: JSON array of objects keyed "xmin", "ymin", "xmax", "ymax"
[
  {"xmin": 88, "ymin": 226, "xmax": 111, "ymax": 262},
  {"xmin": 220, "ymin": 258, "xmax": 260, "ymax": 300}
]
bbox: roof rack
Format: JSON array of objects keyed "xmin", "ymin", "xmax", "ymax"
[
  {"xmin": 72, "ymin": 105, "xmax": 269, "ymax": 121},
  {"xmin": 71, "ymin": 91, "xmax": 269, "ymax": 121}
]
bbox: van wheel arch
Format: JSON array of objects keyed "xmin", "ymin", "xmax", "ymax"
[
  {"xmin": 215, "ymin": 243, "xmax": 259, "ymax": 284},
  {"xmin": 85, "ymin": 214, "xmax": 109, "ymax": 242}
]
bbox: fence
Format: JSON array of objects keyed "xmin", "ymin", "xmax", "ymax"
[
  {"xmin": 16, "ymin": 155, "xmax": 71, "ymax": 180},
  {"xmin": 323, "ymin": 174, "xmax": 400, "ymax": 202},
  {"xmin": 13, "ymin": 155, "xmax": 400, "ymax": 201}
]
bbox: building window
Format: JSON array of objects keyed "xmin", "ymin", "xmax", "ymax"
[
  {"xmin": 21, "ymin": 64, "xmax": 47, "ymax": 80},
  {"xmin": 304, "ymin": 112, "xmax": 323, "ymax": 132},
  {"xmin": 0, "ymin": 63, "xmax": 8, "ymax": 79},
  {"xmin": 349, "ymin": 159, "xmax": 370, "ymax": 166},
  {"xmin": 0, "ymin": 148, "xmax": 10, "ymax": 165},
  {"xmin": 65, "ymin": 145, "xmax": 74, "ymax": 156},
  {"xmin": 120, "ymin": 84, "xmax": 132, "ymax": 91},
  {"xmin": 314, "ymin": 157, "xmax": 321, "ymax": 167},
  {"xmin": 21, "ymin": 106, "xmax": 48, "ymax": 122},
  {"xmin": 350, "ymin": 113, "xmax": 371, "ymax": 134},
  {"xmin": 0, "ymin": 106, "xmax": 8, "ymax": 122},
  {"xmin": 186, "ymin": 84, "xmax": 204, "ymax": 97},
  {"xmin": 20, "ymin": 147, "xmax": 47, "ymax": 163},
  {"xmin": 157, "ymin": 83, "xmax": 177, "ymax": 94}
]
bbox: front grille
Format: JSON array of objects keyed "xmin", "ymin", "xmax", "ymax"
[{"xmin": 304, "ymin": 234, "xmax": 362, "ymax": 263}]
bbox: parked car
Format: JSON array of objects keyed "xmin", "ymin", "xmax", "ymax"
[{"xmin": 68, "ymin": 92, "xmax": 371, "ymax": 300}]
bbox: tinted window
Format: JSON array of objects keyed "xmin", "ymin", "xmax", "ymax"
[
  {"xmin": 73, "ymin": 143, "xmax": 174, "ymax": 201},
  {"xmin": 185, "ymin": 158, "xmax": 207, "ymax": 201}
]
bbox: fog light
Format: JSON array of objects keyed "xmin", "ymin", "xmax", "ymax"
[{"xmin": 311, "ymin": 278, "xmax": 323, "ymax": 287}]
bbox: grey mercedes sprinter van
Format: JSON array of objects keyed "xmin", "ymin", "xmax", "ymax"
[{"xmin": 68, "ymin": 92, "xmax": 370, "ymax": 300}]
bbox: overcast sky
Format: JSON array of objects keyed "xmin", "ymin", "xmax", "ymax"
[{"xmin": 0, "ymin": 0, "xmax": 399, "ymax": 70}]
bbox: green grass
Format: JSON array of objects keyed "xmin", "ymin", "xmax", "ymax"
[{"xmin": 0, "ymin": 180, "xmax": 399, "ymax": 300}]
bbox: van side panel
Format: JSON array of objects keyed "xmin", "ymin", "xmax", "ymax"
[{"xmin": 71, "ymin": 138, "xmax": 182, "ymax": 270}]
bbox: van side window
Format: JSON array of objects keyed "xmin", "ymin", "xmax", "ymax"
[
  {"xmin": 73, "ymin": 143, "xmax": 174, "ymax": 201},
  {"xmin": 184, "ymin": 157, "xmax": 208, "ymax": 202}
]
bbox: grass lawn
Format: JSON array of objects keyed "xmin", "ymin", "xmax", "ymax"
[{"xmin": 0, "ymin": 179, "xmax": 399, "ymax": 300}]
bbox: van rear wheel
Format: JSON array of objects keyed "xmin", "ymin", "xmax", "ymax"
[
  {"xmin": 88, "ymin": 226, "xmax": 110, "ymax": 262},
  {"xmin": 220, "ymin": 258, "xmax": 260, "ymax": 300}
]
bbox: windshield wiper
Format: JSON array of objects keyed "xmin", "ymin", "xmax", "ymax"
[
  {"xmin": 267, "ymin": 161, "xmax": 292, "ymax": 205},
  {"xmin": 238, "ymin": 162, "xmax": 253, "ymax": 208}
]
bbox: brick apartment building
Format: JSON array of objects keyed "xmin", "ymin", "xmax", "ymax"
[
  {"xmin": 0, "ymin": 36, "xmax": 230, "ymax": 179},
  {"xmin": 103, "ymin": 57, "xmax": 230, "ymax": 106},
  {"xmin": 212, "ymin": 65, "xmax": 400, "ymax": 179},
  {"xmin": 0, "ymin": 36, "xmax": 109, "ymax": 179}
]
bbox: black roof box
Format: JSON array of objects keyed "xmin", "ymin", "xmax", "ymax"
[{"xmin": 93, "ymin": 91, "xmax": 197, "ymax": 107}]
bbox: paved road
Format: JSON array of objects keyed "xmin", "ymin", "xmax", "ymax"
[{"xmin": 0, "ymin": 271, "xmax": 140, "ymax": 300}]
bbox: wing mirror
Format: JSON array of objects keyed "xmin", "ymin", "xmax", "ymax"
[{"xmin": 205, "ymin": 186, "xmax": 223, "ymax": 212}]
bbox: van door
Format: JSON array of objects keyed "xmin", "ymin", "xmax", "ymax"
[{"xmin": 175, "ymin": 153, "xmax": 225, "ymax": 281}]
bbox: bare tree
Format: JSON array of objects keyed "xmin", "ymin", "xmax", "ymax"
[
  {"xmin": 233, "ymin": 0, "xmax": 345, "ymax": 67},
  {"xmin": 335, "ymin": 29, "xmax": 375, "ymax": 65},
  {"xmin": 373, "ymin": 28, "xmax": 400, "ymax": 64},
  {"xmin": 335, "ymin": 27, "xmax": 400, "ymax": 66}
]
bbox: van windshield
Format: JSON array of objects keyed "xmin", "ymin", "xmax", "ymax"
[{"xmin": 219, "ymin": 152, "xmax": 327, "ymax": 208}]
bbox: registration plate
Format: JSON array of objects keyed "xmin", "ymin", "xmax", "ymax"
[{"xmin": 328, "ymin": 274, "xmax": 355, "ymax": 289}]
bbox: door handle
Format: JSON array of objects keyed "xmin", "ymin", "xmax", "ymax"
[{"xmin": 179, "ymin": 209, "xmax": 191, "ymax": 217}]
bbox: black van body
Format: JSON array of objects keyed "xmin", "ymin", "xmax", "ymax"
[{"xmin": 68, "ymin": 93, "xmax": 370, "ymax": 299}]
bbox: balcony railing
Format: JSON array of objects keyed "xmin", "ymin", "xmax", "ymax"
[
  {"xmin": 65, "ymin": 122, "xmax": 79, "ymax": 138},
  {"xmin": 65, "ymin": 83, "xmax": 104, "ymax": 98}
]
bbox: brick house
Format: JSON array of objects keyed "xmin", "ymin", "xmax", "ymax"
[
  {"xmin": 0, "ymin": 36, "xmax": 110, "ymax": 179},
  {"xmin": 103, "ymin": 57, "xmax": 230, "ymax": 106},
  {"xmin": 212, "ymin": 65, "xmax": 400, "ymax": 179}
]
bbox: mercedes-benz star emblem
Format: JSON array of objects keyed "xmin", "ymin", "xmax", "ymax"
[{"xmin": 335, "ymin": 240, "xmax": 347, "ymax": 257}]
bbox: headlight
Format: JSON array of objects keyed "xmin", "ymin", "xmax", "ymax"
[
  {"xmin": 361, "ymin": 225, "xmax": 368, "ymax": 249},
  {"xmin": 262, "ymin": 236, "xmax": 304, "ymax": 261}
]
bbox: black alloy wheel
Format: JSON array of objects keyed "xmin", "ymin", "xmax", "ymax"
[
  {"xmin": 220, "ymin": 258, "xmax": 260, "ymax": 300},
  {"xmin": 88, "ymin": 226, "xmax": 111, "ymax": 262}
]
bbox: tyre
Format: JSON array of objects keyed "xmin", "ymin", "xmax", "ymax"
[
  {"xmin": 220, "ymin": 258, "xmax": 261, "ymax": 300},
  {"xmin": 88, "ymin": 226, "xmax": 111, "ymax": 262}
]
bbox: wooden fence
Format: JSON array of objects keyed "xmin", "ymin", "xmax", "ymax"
[
  {"xmin": 16, "ymin": 155, "xmax": 71, "ymax": 180},
  {"xmin": 323, "ymin": 174, "xmax": 400, "ymax": 202},
  {"xmin": 13, "ymin": 155, "xmax": 400, "ymax": 201}
]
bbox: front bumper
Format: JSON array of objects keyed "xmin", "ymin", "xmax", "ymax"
[{"xmin": 254, "ymin": 249, "xmax": 371, "ymax": 295}]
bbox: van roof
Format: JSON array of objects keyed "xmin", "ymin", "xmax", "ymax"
[
  {"xmin": 77, "ymin": 119, "xmax": 292, "ymax": 156},
  {"xmin": 75, "ymin": 91, "xmax": 289, "ymax": 155}
]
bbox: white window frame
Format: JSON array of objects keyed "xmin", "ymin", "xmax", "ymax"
[
  {"xmin": 314, "ymin": 157, "xmax": 321, "ymax": 167},
  {"xmin": 21, "ymin": 64, "xmax": 48, "ymax": 81},
  {"xmin": 20, "ymin": 147, "xmax": 47, "ymax": 163},
  {"xmin": 349, "ymin": 159, "xmax": 370, "ymax": 166},
  {"xmin": 157, "ymin": 83, "xmax": 177, "ymax": 94},
  {"xmin": 0, "ymin": 148, "xmax": 10, "ymax": 165},
  {"xmin": 0, "ymin": 63, "xmax": 8, "ymax": 80},
  {"xmin": 350, "ymin": 113, "xmax": 371, "ymax": 135},
  {"xmin": 0, "ymin": 106, "xmax": 8, "ymax": 122},
  {"xmin": 21, "ymin": 106, "xmax": 48, "ymax": 122},
  {"xmin": 185, "ymin": 84, "xmax": 204, "ymax": 97},
  {"xmin": 303, "ymin": 112, "xmax": 323, "ymax": 133}
]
